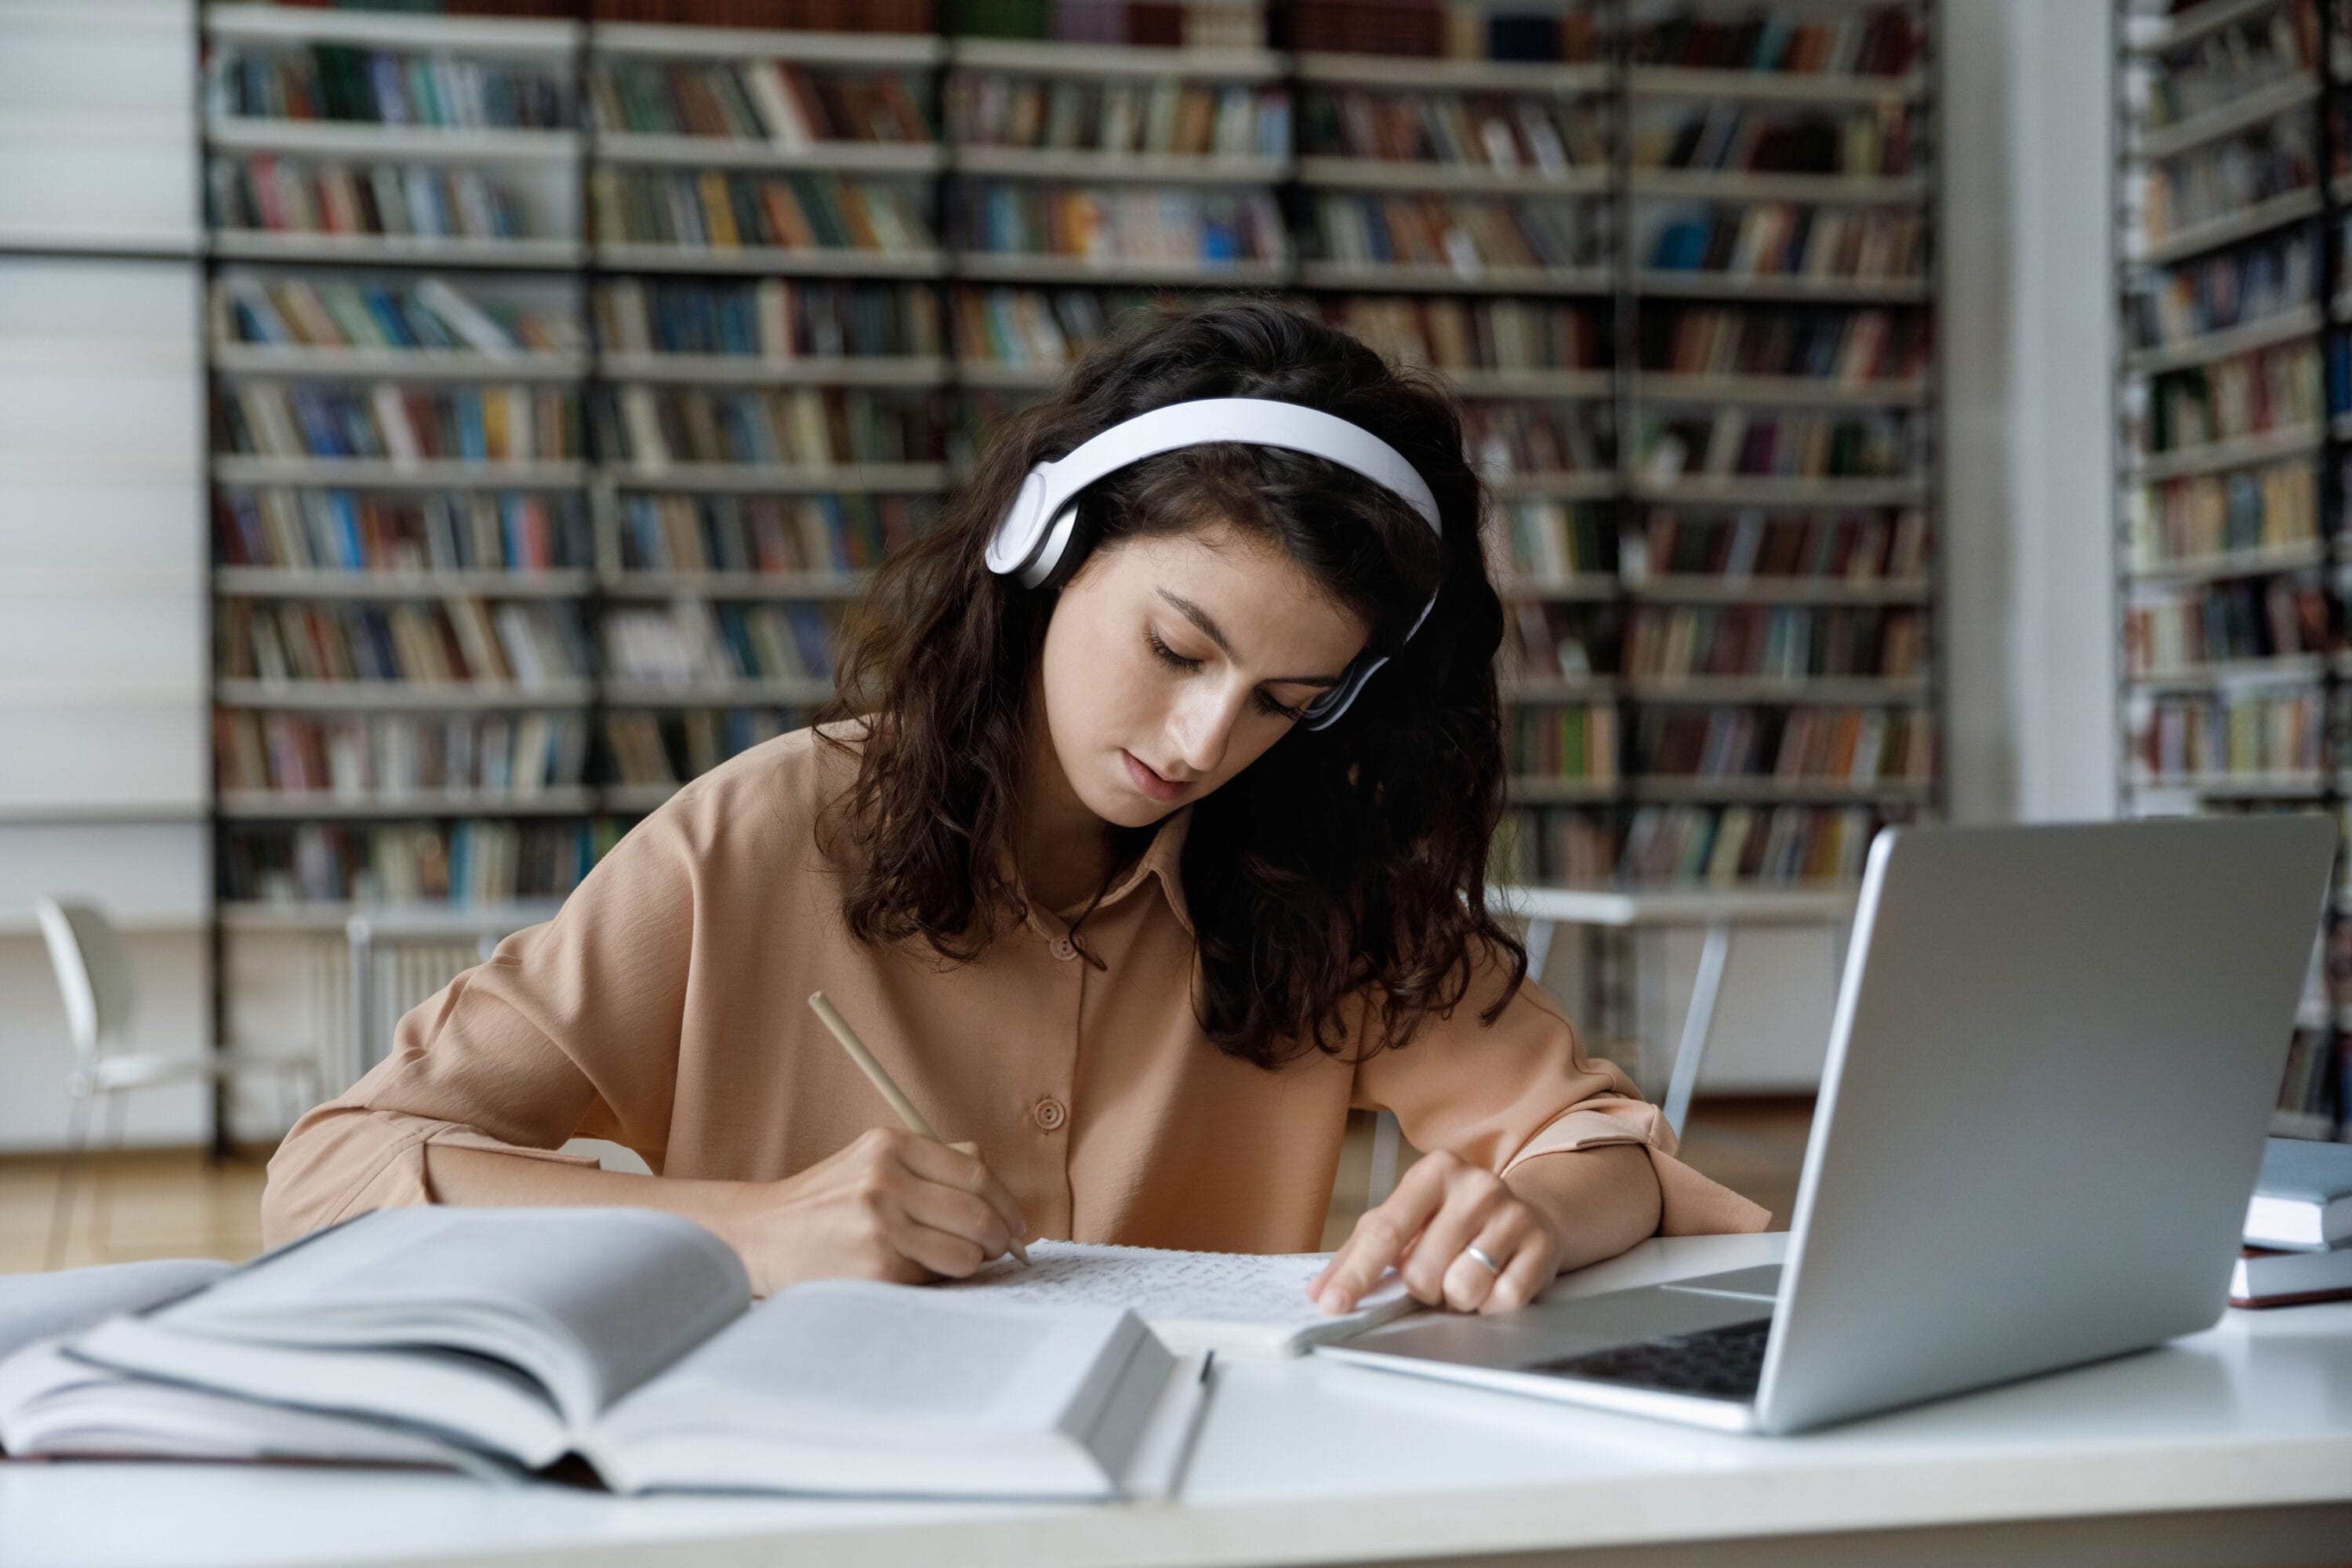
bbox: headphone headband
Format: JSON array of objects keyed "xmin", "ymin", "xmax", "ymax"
[{"xmin": 984, "ymin": 397, "xmax": 1443, "ymax": 729}]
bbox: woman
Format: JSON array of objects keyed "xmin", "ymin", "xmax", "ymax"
[{"xmin": 263, "ymin": 299, "xmax": 1766, "ymax": 1319}]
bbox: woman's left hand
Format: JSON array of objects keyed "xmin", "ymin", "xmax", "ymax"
[{"xmin": 1308, "ymin": 1149, "xmax": 1564, "ymax": 1316}]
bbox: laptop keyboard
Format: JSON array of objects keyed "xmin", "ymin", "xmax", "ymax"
[{"xmin": 1522, "ymin": 1317, "xmax": 1771, "ymax": 1401}]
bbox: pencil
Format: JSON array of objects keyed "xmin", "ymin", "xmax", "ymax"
[{"xmin": 806, "ymin": 990, "xmax": 1031, "ymax": 1267}]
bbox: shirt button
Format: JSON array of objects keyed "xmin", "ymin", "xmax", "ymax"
[
  {"xmin": 1048, "ymin": 936, "xmax": 1076, "ymax": 961},
  {"xmin": 1033, "ymin": 1096, "xmax": 1067, "ymax": 1131}
]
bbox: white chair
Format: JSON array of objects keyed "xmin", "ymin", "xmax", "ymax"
[{"xmin": 36, "ymin": 897, "xmax": 321, "ymax": 1269}]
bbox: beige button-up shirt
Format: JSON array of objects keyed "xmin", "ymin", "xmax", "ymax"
[{"xmin": 262, "ymin": 727, "xmax": 1769, "ymax": 1250}]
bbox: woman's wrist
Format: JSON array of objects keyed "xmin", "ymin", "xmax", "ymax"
[{"xmin": 1502, "ymin": 1142, "xmax": 1662, "ymax": 1274}]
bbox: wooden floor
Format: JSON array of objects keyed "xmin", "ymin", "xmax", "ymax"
[{"xmin": 2, "ymin": 1098, "xmax": 1810, "ymax": 1276}]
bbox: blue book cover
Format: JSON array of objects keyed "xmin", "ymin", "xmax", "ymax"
[
  {"xmin": 328, "ymin": 492, "xmax": 365, "ymax": 569},
  {"xmin": 787, "ymin": 604, "xmax": 834, "ymax": 680},
  {"xmin": 456, "ymin": 391, "xmax": 488, "ymax": 461}
]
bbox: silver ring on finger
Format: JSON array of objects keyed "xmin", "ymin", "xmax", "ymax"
[{"xmin": 1464, "ymin": 1243, "xmax": 1503, "ymax": 1274}]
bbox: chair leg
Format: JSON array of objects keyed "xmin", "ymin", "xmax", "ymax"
[
  {"xmin": 45, "ymin": 1094, "xmax": 93, "ymax": 1271},
  {"xmin": 91, "ymin": 1090, "xmax": 130, "ymax": 1261}
]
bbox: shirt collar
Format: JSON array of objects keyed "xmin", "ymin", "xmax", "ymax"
[{"xmin": 1030, "ymin": 804, "xmax": 1196, "ymax": 941}]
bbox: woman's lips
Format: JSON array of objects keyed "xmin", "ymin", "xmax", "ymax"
[{"xmin": 1122, "ymin": 750, "xmax": 1186, "ymax": 802}]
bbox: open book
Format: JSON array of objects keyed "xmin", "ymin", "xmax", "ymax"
[
  {"xmin": 2, "ymin": 1208, "xmax": 1207, "ymax": 1500},
  {"xmin": 944, "ymin": 1240, "xmax": 1421, "ymax": 1356}
]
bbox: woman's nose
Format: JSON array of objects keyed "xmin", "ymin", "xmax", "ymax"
[{"xmin": 1170, "ymin": 684, "xmax": 1246, "ymax": 775}]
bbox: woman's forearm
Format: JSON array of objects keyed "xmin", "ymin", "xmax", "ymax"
[
  {"xmin": 1504, "ymin": 1142, "xmax": 1664, "ymax": 1272},
  {"xmin": 424, "ymin": 1143, "xmax": 754, "ymax": 1252}
]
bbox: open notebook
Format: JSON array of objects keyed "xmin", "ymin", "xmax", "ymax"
[
  {"xmin": 944, "ymin": 1240, "xmax": 1420, "ymax": 1356},
  {"xmin": 1, "ymin": 1208, "xmax": 1207, "ymax": 1500}
]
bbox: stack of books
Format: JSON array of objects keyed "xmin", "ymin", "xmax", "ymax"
[{"xmin": 2235, "ymin": 1137, "xmax": 2352, "ymax": 1308}]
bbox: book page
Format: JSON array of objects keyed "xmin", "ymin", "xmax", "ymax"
[
  {"xmin": 604, "ymin": 1280, "xmax": 1133, "ymax": 1441},
  {"xmin": 941, "ymin": 1241, "xmax": 1413, "ymax": 1349},
  {"xmin": 160, "ymin": 1207, "xmax": 750, "ymax": 1418},
  {"xmin": 0, "ymin": 1258, "xmax": 227, "ymax": 1364}
]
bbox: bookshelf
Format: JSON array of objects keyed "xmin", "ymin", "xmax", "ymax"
[
  {"xmin": 2114, "ymin": 0, "xmax": 2345, "ymax": 1138},
  {"xmin": 194, "ymin": 0, "xmax": 1946, "ymax": 938}
]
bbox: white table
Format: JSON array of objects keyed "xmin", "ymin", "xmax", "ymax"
[{"xmin": 7, "ymin": 1233, "xmax": 2349, "ymax": 1568}]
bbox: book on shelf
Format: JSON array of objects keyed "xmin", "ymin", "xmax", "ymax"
[
  {"xmin": 2275, "ymin": 1025, "xmax": 2344, "ymax": 1133},
  {"xmin": 1639, "ymin": 304, "xmax": 1927, "ymax": 387},
  {"xmin": 1624, "ymin": 604, "xmax": 1926, "ymax": 682},
  {"xmin": 1487, "ymin": 498, "xmax": 1613, "ymax": 583},
  {"xmin": 207, "ymin": 42, "xmax": 570, "ymax": 130},
  {"xmin": 1636, "ymin": 409, "xmax": 1911, "ymax": 484},
  {"xmin": 220, "ymin": 384, "xmax": 582, "ymax": 464},
  {"xmin": 952, "ymin": 0, "xmax": 1265, "ymax": 49},
  {"xmin": 218, "ymin": 600, "xmax": 595, "ymax": 687},
  {"xmin": 2129, "ymin": 688, "xmax": 2325, "ymax": 782},
  {"xmin": 1299, "ymin": 84, "xmax": 1602, "ymax": 175},
  {"xmin": 949, "ymin": 71, "xmax": 1289, "ymax": 158},
  {"xmin": 590, "ymin": 56, "xmax": 934, "ymax": 146},
  {"xmin": 960, "ymin": 180, "xmax": 1287, "ymax": 265},
  {"xmin": 214, "ymin": 274, "xmax": 584, "ymax": 358},
  {"xmin": 0, "ymin": 1209, "xmax": 1254, "ymax": 1497},
  {"xmin": 2146, "ymin": 339, "xmax": 2326, "ymax": 455},
  {"xmin": 1462, "ymin": 401, "xmax": 1603, "ymax": 481},
  {"xmin": 616, "ymin": 491, "xmax": 927, "ymax": 575},
  {"xmin": 596, "ymin": 384, "xmax": 941, "ymax": 468},
  {"xmin": 1628, "ymin": 508, "xmax": 1931, "ymax": 584},
  {"xmin": 2128, "ymin": 459, "xmax": 2316, "ymax": 567},
  {"xmin": 1501, "ymin": 599, "xmax": 1612, "ymax": 684},
  {"xmin": 220, "ymin": 818, "xmax": 615, "ymax": 906},
  {"xmin": 209, "ymin": 153, "xmax": 544, "ymax": 242},
  {"xmin": 1491, "ymin": 805, "xmax": 1617, "ymax": 887},
  {"xmin": 1630, "ymin": 100, "xmax": 1915, "ymax": 179},
  {"xmin": 1290, "ymin": 0, "xmax": 1598, "ymax": 61},
  {"xmin": 1642, "ymin": 203, "xmax": 1926, "ymax": 284},
  {"xmin": 1628, "ymin": 7, "xmax": 1922, "ymax": 78},
  {"xmin": 596, "ymin": 278, "xmax": 943, "ymax": 361},
  {"xmin": 2123, "ymin": 574, "xmax": 2334, "ymax": 674},
  {"xmin": 602, "ymin": 600, "xmax": 838, "ymax": 684},
  {"xmin": 1617, "ymin": 802, "xmax": 1890, "ymax": 886},
  {"xmin": 215, "ymin": 710, "xmax": 593, "ymax": 801},
  {"xmin": 594, "ymin": 0, "xmax": 939, "ymax": 31},
  {"xmin": 2140, "ymin": 0, "xmax": 2317, "ymax": 132},
  {"xmin": 2129, "ymin": 224, "xmax": 2318, "ymax": 354},
  {"xmin": 216, "ymin": 488, "xmax": 593, "ymax": 575},
  {"xmin": 604, "ymin": 706, "xmax": 807, "ymax": 789},
  {"xmin": 1508, "ymin": 703, "xmax": 1619, "ymax": 786},
  {"xmin": 1323, "ymin": 295, "xmax": 1600, "ymax": 379},
  {"xmin": 1309, "ymin": 191, "xmax": 1592, "ymax": 273},
  {"xmin": 1632, "ymin": 704, "xmax": 1935, "ymax": 787},
  {"xmin": 589, "ymin": 167, "xmax": 935, "ymax": 254},
  {"xmin": 948, "ymin": 283, "xmax": 1151, "ymax": 368},
  {"xmin": 2138, "ymin": 116, "xmax": 2314, "ymax": 249}
]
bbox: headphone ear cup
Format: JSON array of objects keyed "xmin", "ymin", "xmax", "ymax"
[
  {"xmin": 1302, "ymin": 653, "xmax": 1382, "ymax": 731},
  {"xmin": 1022, "ymin": 499, "xmax": 1092, "ymax": 593}
]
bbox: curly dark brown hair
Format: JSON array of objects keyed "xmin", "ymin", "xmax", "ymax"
[{"xmin": 814, "ymin": 296, "xmax": 1526, "ymax": 1069}]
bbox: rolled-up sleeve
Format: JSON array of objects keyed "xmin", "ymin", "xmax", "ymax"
[
  {"xmin": 1350, "ymin": 942, "xmax": 1771, "ymax": 1236},
  {"xmin": 259, "ymin": 799, "xmax": 704, "ymax": 1247}
]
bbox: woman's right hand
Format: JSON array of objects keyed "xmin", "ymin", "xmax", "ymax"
[{"xmin": 717, "ymin": 1126, "xmax": 1027, "ymax": 1298}]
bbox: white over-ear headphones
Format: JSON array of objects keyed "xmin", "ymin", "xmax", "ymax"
[{"xmin": 982, "ymin": 397, "xmax": 1443, "ymax": 730}]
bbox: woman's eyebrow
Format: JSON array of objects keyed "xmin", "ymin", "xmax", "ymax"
[{"xmin": 1155, "ymin": 587, "xmax": 1347, "ymax": 688}]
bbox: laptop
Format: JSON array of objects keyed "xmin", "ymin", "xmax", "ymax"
[{"xmin": 1318, "ymin": 817, "xmax": 2336, "ymax": 1435}]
